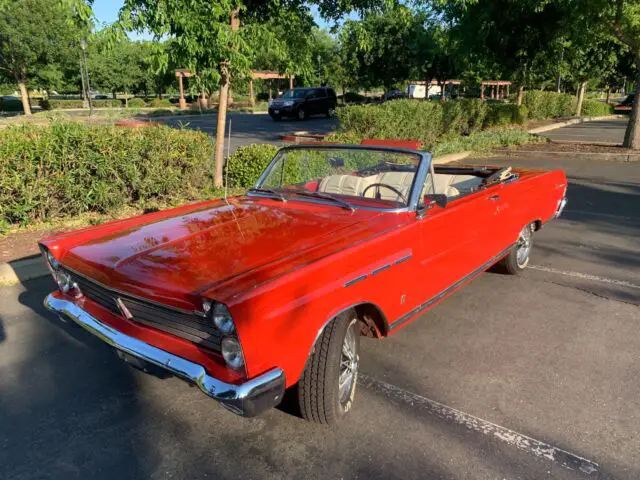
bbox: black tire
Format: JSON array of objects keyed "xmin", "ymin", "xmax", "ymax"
[
  {"xmin": 296, "ymin": 107, "xmax": 307, "ymax": 121},
  {"xmin": 271, "ymin": 114, "xmax": 282, "ymax": 122},
  {"xmin": 497, "ymin": 223, "xmax": 534, "ymax": 275},
  {"xmin": 326, "ymin": 107, "xmax": 336, "ymax": 118},
  {"xmin": 298, "ymin": 310, "xmax": 360, "ymax": 424}
]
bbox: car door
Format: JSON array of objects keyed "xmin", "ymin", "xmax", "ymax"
[{"xmin": 415, "ymin": 188, "xmax": 501, "ymax": 307}]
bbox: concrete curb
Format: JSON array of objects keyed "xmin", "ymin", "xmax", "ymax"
[
  {"xmin": 527, "ymin": 115, "xmax": 625, "ymax": 134},
  {"xmin": 0, "ymin": 254, "xmax": 49, "ymax": 287},
  {"xmin": 494, "ymin": 149, "xmax": 640, "ymax": 163},
  {"xmin": 432, "ymin": 151, "xmax": 471, "ymax": 164}
]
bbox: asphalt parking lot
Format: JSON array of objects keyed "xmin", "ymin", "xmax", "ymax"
[
  {"xmin": 1, "ymin": 152, "xmax": 639, "ymax": 479},
  {"xmin": 159, "ymin": 112, "xmax": 338, "ymax": 152},
  {"xmin": 542, "ymin": 118, "xmax": 628, "ymax": 145}
]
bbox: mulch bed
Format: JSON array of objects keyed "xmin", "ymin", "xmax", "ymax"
[
  {"xmin": 0, "ymin": 228, "xmax": 70, "ymax": 264},
  {"xmin": 513, "ymin": 142, "xmax": 634, "ymax": 154}
]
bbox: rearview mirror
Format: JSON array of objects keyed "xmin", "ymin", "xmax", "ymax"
[{"xmin": 425, "ymin": 194, "xmax": 448, "ymax": 209}]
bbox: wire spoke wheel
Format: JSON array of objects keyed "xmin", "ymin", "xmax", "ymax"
[
  {"xmin": 338, "ymin": 320, "xmax": 359, "ymax": 406},
  {"xmin": 516, "ymin": 225, "xmax": 533, "ymax": 268}
]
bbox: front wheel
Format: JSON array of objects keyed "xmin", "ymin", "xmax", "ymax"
[
  {"xmin": 296, "ymin": 107, "xmax": 307, "ymax": 121},
  {"xmin": 298, "ymin": 310, "xmax": 360, "ymax": 424},
  {"xmin": 497, "ymin": 223, "xmax": 534, "ymax": 274}
]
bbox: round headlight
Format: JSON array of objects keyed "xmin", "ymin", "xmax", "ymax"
[
  {"xmin": 47, "ymin": 251, "xmax": 60, "ymax": 270},
  {"xmin": 56, "ymin": 271, "xmax": 73, "ymax": 293},
  {"xmin": 221, "ymin": 337, "xmax": 244, "ymax": 370},
  {"xmin": 202, "ymin": 299, "xmax": 212, "ymax": 315},
  {"xmin": 213, "ymin": 303, "xmax": 235, "ymax": 334}
]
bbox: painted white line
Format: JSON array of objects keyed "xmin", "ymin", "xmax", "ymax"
[
  {"xmin": 360, "ymin": 375, "xmax": 599, "ymax": 475},
  {"xmin": 528, "ymin": 265, "xmax": 640, "ymax": 290}
]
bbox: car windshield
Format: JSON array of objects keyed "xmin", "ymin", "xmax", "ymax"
[
  {"xmin": 254, "ymin": 147, "xmax": 422, "ymax": 210},
  {"xmin": 280, "ymin": 89, "xmax": 308, "ymax": 99}
]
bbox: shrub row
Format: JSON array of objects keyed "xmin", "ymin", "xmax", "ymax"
[
  {"xmin": 333, "ymin": 99, "xmax": 530, "ymax": 149},
  {"xmin": 39, "ymin": 98, "xmax": 175, "ymax": 110},
  {"xmin": 582, "ymin": 99, "xmax": 614, "ymax": 116},
  {"xmin": 225, "ymin": 144, "xmax": 279, "ymax": 188},
  {"xmin": 0, "ymin": 123, "xmax": 213, "ymax": 227},
  {"xmin": 522, "ymin": 91, "xmax": 575, "ymax": 119}
]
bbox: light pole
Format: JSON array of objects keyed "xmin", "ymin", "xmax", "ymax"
[{"xmin": 80, "ymin": 39, "xmax": 93, "ymax": 116}]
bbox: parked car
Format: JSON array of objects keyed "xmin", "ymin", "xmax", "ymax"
[
  {"xmin": 0, "ymin": 95, "xmax": 24, "ymax": 113},
  {"xmin": 383, "ymin": 89, "xmax": 407, "ymax": 101},
  {"xmin": 268, "ymin": 87, "xmax": 337, "ymax": 121},
  {"xmin": 41, "ymin": 142, "xmax": 567, "ymax": 424},
  {"xmin": 614, "ymin": 93, "xmax": 634, "ymax": 112}
]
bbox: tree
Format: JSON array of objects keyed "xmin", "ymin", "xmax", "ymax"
[
  {"xmin": 121, "ymin": 0, "xmax": 384, "ymax": 187},
  {"xmin": 563, "ymin": 0, "xmax": 640, "ymax": 148},
  {"xmin": 341, "ymin": 6, "xmax": 419, "ymax": 91},
  {"xmin": 0, "ymin": 0, "xmax": 83, "ymax": 114}
]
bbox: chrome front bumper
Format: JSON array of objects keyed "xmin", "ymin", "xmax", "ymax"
[
  {"xmin": 554, "ymin": 197, "xmax": 568, "ymax": 218},
  {"xmin": 44, "ymin": 294, "xmax": 285, "ymax": 417}
]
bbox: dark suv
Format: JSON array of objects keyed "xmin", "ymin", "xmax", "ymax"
[{"xmin": 268, "ymin": 87, "xmax": 337, "ymax": 121}]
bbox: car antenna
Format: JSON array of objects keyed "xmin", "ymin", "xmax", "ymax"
[
  {"xmin": 223, "ymin": 116, "xmax": 245, "ymax": 239},
  {"xmin": 224, "ymin": 117, "xmax": 231, "ymax": 202}
]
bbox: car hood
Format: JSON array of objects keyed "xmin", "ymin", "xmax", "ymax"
[{"xmin": 59, "ymin": 198, "xmax": 389, "ymax": 308}]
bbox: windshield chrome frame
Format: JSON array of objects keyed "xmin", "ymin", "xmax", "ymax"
[{"xmin": 251, "ymin": 144, "xmax": 432, "ymax": 213}]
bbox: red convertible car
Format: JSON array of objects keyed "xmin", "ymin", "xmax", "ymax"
[{"xmin": 42, "ymin": 144, "xmax": 567, "ymax": 424}]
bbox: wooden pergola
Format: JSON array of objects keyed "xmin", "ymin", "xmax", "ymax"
[
  {"xmin": 249, "ymin": 70, "xmax": 294, "ymax": 105},
  {"xmin": 480, "ymin": 80, "xmax": 512, "ymax": 100},
  {"xmin": 174, "ymin": 69, "xmax": 295, "ymax": 109},
  {"xmin": 175, "ymin": 69, "xmax": 195, "ymax": 109}
]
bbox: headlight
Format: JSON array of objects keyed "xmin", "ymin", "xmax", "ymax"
[
  {"xmin": 221, "ymin": 337, "xmax": 245, "ymax": 370},
  {"xmin": 46, "ymin": 251, "xmax": 60, "ymax": 271},
  {"xmin": 56, "ymin": 270, "xmax": 73, "ymax": 293},
  {"xmin": 283, "ymin": 100, "xmax": 294, "ymax": 107},
  {"xmin": 212, "ymin": 303, "xmax": 235, "ymax": 334}
]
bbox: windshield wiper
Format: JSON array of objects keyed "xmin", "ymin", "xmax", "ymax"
[
  {"xmin": 248, "ymin": 187, "xmax": 287, "ymax": 202},
  {"xmin": 291, "ymin": 191, "xmax": 355, "ymax": 212}
]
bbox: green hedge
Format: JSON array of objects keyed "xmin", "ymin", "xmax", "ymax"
[
  {"xmin": 127, "ymin": 98, "xmax": 146, "ymax": 108},
  {"xmin": 522, "ymin": 91, "xmax": 575, "ymax": 120},
  {"xmin": 443, "ymin": 99, "xmax": 488, "ymax": 135},
  {"xmin": 485, "ymin": 104, "xmax": 528, "ymax": 126},
  {"xmin": 149, "ymin": 98, "xmax": 173, "ymax": 108},
  {"xmin": 0, "ymin": 123, "xmax": 213, "ymax": 227},
  {"xmin": 225, "ymin": 144, "xmax": 279, "ymax": 188},
  {"xmin": 40, "ymin": 98, "xmax": 124, "ymax": 110},
  {"xmin": 335, "ymin": 100, "xmax": 444, "ymax": 149},
  {"xmin": 582, "ymin": 99, "xmax": 614, "ymax": 116}
]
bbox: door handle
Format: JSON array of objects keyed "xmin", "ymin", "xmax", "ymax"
[{"xmin": 488, "ymin": 195, "xmax": 501, "ymax": 201}]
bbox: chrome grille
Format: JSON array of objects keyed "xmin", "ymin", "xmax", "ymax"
[{"xmin": 64, "ymin": 269, "xmax": 221, "ymax": 352}]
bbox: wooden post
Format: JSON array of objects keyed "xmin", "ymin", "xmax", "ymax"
[
  {"xmin": 289, "ymin": 76, "xmax": 294, "ymax": 89},
  {"xmin": 480, "ymin": 82, "xmax": 485, "ymax": 101},
  {"xmin": 178, "ymin": 76, "xmax": 186, "ymax": 109},
  {"xmin": 249, "ymin": 79, "xmax": 255, "ymax": 106}
]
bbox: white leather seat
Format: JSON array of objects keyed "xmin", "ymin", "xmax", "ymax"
[{"xmin": 363, "ymin": 172, "xmax": 414, "ymax": 201}]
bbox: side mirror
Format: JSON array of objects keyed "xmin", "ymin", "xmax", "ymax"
[{"xmin": 425, "ymin": 194, "xmax": 448, "ymax": 209}]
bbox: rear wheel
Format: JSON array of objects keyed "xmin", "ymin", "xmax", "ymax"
[
  {"xmin": 298, "ymin": 310, "xmax": 360, "ymax": 424},
  {"xmin": 497, "ymin": 223, "xmax": 534, "ymax": 274},
  {"xmin": 297, "ymin": 107, "xmax": 307, "ymax": 121},
  {"xmin": 326, "ymin": 107, "xmax": 336, "ymax": 118}
]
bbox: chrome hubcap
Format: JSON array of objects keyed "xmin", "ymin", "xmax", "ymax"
[
  {"xmin": 298, "ymin": 109, "xmax": 305, "ymax": 120},
  {"xmin": 339, "ymin": 322, "xmax": 358, "ymax": 405},
  {"xmin": 516, "ymin": 225, "xmax": 533, "ymax": 267}
]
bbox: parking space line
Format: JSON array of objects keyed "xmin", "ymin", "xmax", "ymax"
[
  {"xmin": 528, "ymin": 265, "xmax": 640, "ymax": 289},
  {"xmin": 360, "ymin": 375, "xmax": 599, "ymax": 475},
  {"xmin": 562, "ymin": 209, "xmax": 637, "ymax": 221}
]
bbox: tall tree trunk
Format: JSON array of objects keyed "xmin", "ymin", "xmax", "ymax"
[
  {"xmin": 623, "ymin": 63, "xmax": 640, "ymax": 149},
  {"xmin": 112, "ymin": 91, "xmax": 117, "ymax": 100},
  {"xmin": 575, "ymin": 81, "xmax": 587, "ymax": 117},
  {"xmin": 17, "ymin": 80, "xmax": 31, "ymax": 115},
  {"xmin": 516, "ymin": 86, "xmax": 524, "ymax": 106},
  {"xmin": 606, "ymin": 87, "xmax": 610, "ymax": 105},
  {"xmin": 213, "ymin": 8, "xmax": 240, "ymax": 188}
]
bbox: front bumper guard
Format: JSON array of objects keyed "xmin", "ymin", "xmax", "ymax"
[
  {"xmin": 554, "ymin": 197, "xmax": 568, "ymax": 218},
  {"xmin": 44, "ymin": 294, "xmax": 285, "ymax": 417}
]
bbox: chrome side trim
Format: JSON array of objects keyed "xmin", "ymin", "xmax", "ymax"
[
  {"xmin": 388, "ymin": 246, "xmax": 513, "ymax": 330},
  {"xmin": 344, "ymin": 274, "xmax": 367, "ymax": 288},
  {"xmin": 394, "ymin": 254, "xmax": 412, "ymax": 265},
  {"xmin": 44, "ymin": 294, "xmax": 285, "ymax": 417}
]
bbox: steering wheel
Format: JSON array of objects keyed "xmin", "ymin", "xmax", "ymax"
[{"xmin": 361, "ymin": 183, "xmax": 407, "ymax": 204}]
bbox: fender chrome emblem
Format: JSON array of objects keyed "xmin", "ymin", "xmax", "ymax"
[{"xmin": 116, "ymin": 298, "xmax": 133, "ymax": 320}]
